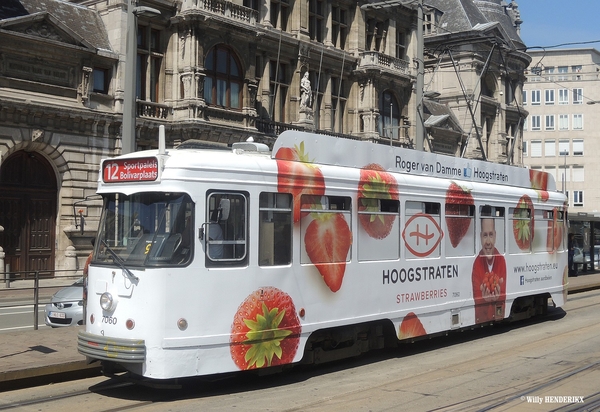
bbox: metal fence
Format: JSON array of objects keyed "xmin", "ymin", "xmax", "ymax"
[{"xmin": 0, "ymin": 269, "xmax": 81, "ymax": 331}]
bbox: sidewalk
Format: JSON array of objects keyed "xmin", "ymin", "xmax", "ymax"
[{"xmin": 1, "ymin": 272, "xmax": 599, "ymax": 390}]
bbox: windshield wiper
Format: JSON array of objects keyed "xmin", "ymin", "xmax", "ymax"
[{"xmin": 101, "ymin": 239, "xmax": 140, "ymax": 284}]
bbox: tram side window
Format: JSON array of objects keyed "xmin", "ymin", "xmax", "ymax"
[
  {"xmin": 540, "ymin": 208, "xmax": 563, "ymax": 252},
  {"xmin": 445, "ymin": 196, "xmax": 475, "ymax": 257},
  {"xmin": 509, "ymin": 203, "xmax": 531, "ymax": 253},
  {"xmin": 205, "ymin": 192, "xmax": 248, "ymax": 265},
  {"xmin": 533, "ymin": 209, "xmax": 552, "ymax": 253},
  {"xmin": 300, "ymin": 195, "xmax": 352, "ymax": 265},
  {"xmin": 479, "ymin": 205, "xmax": 505, "ymax": 255},
  {"xmin": 358, "ymin": 198, "xmax": 400, "ymax": 262},
  {"xmin": 404, "ymin": 201, "xmax": 441, "ymax": 259},
  {"xmin": 259, "ymin": 192, "xmax": 292, "ymax": 266}
]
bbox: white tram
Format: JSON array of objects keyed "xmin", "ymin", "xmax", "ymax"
[{"xmin": 78, "ymin": 130, "xmax": 568, "ymax": 379}]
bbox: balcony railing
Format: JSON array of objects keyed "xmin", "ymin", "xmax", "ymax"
[
  {"xmin": 358, "ymin": 51, "xmax": 411, "ymax": 77},
  {"xmin": 184, "ymin": 0, "xmax": 258, "ymax": 25},
  {"xmin": 137, "ymin": 101, "xmax": 169, "ymax": 119}
]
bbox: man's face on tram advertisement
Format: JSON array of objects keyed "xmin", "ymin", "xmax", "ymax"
[{"xmin": 480, "ymin": 218, "xmax": 496, "ymax": 262}]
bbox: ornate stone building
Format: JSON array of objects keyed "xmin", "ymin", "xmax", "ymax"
[
  {"xmin": 422, "ymin": 0, "xmax": 530, "ymax": 163},
  {"xmin": 0, "ymin": 0, "xmax": 529, "ymax": 275}
]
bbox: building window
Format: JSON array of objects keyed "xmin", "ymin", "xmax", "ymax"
[
  {"xmin": 270, "ymin": 0, "xmax": 290, "ymax": 31},
  {"xmin": 331, "ymin": 76, "xmax": 347, "ymax": 134},
  {"xmin": 573, "ymin": 114, "xmax": 583, "ymax": 130},
  {"xmin": 522, "ymin": 140, "xmax": 528, "ymax": 156},
  {"xmin": 137, "ymin": 26, "xmax": 163, "ymax": 102},
  {"xmin": 573, "ymin": 191, "xmax": 583, "ymax": 207},
  {"xmin": 244, "ymin": 0, "xmax": 259, "ymax": 11},
  {"xmin": 92, "ymin": 68, "xmax": 109, "ymax": 93},
  {"xmin": 423, "ymin": 10, "xmax": 441, "ymax": 35},
  {"xmin": 558, "ymin": 139, "xmax": 569, "ymax": 156},
  {"xmin": 366, "ymin": 19, "xmax": 387, "ymax": 52},
  {"xmin": 544, "ymin": 66, "xmax": 555, "ymax": 81},
  {"xmin": 309, "ymin": 0, "xmax": 325, "ymax": 42},
  {"xmin": 545, "ymin": 115, "xmax": 555, "ymax": 131},
  {"xmin": 572, "ymin": 166, "xmax": 584, "ymax": 182},
  {"xmin": 558, "ymin": 89, "xmax": 569, "ymax": 105},
  {"xmin": 531, "ymin": 90, "xmax": 541, "ymax": 105},
  {"xmin": 530, "ymin": 140, "xmax": 542, "ymax": 157},
  {"xmin": 557, "ymin": 66, "xmax": 568, "ymax": 81},
  {"xmin": 396, "ymin": 29, "xmax": 406, "ymax": 59},
  {"xmin": 545, "ymin": 89, "xmax": 555, "ymax": 105},
  {"xmin": 531, "ymin": 115, "xmax": 541, "ymax": 131},
  {"xmin": 522, "ymin": 90, "xmax": 527, "ymax": 105},
  {"xmin": 204, "ymin": 45, "xmax": 243, "ymax": 109},
  {"xmin": 559, "ymin": 114, "xmax": 569, "ymax": 130},
  {"xmin": 332, "ymin": 6, "xmax": 348, "ymax": 50},
  {"xmin": 573, "ymin": 139, "xmax": 584, "ymax": 156},
  {"xmin": 379, "ymin": 90, "xmax": 401, "ymax": 140},
  {"xmin": 269, "ymin": 61, "xmax": 288, "ymax": 122},
  {"xmin": 544, "ymin": 139, "xmax": 555, "ymax": 157},
  {"xmin": 572, "ymin": 65, "xmax": 582, "ymax": 80},
  {"xmin": 573, "ymin": 88, "xmax": 583, "ymax": 104}
]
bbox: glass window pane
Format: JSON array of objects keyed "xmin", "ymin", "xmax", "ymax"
[
  {"xmin": 216, "ymin": 49, "xmax": 227, "ymax": 73},
  {"xmin": 217, "ymin": 79, "xmax": 227, "ymax": 105},
  {"xmin": 230, "ymin": 82, "xmax": 240, "ymax": 108}
]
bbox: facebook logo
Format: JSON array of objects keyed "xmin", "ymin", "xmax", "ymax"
[
  {"xmin": 520, "ymin": 276, "xmax": 525, "ymax": 285},
  {"xmin": 463, "ymin": 167, "xmax": 472, "ymax": 178}
]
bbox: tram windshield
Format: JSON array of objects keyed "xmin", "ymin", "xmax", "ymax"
[{"xmin": 94, "ymin": 192, "xmax": 194, "ymax": 267}]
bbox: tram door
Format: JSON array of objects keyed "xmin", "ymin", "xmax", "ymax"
[{"xmin": 0, "ymin": 151, "xmax": 57, "ymax": 277}]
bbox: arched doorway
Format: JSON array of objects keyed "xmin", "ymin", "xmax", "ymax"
[{"xmin": 0, "ymin": 150, "xmax": 57, "ymax": 277}]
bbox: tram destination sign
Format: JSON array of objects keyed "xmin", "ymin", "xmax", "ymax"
[{"xmin": 102, "ymin": 157, "xmax": 159, "ymax": 183}]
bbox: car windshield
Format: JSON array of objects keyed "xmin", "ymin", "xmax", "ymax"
[{"xmin": 94, "ymin": 192, "xmax": 194, "ymax": 267}]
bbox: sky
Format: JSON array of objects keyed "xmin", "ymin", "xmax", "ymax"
[{"xmin": 516, "ymin": 0, "xmax": 600, "ymax": 51}]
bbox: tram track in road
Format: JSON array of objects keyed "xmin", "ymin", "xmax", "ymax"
[{"xmin": 2, "ymin": 291, "xmax": 599, "ymax": 411}]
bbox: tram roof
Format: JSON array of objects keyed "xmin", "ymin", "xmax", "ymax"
[{"xmin": 272, "ymin": 131, "xmax": 557, "ymax": 192}]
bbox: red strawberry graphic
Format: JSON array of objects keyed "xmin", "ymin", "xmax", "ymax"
[
  {"xmin": 398, "ymin": 312, "xmax": 426, "ymax": 339},
  {"xmin": 445, "ymin": 181, "xmax": 474, "ymax": 248},
  {"xmin": 358, "ymin": 163, "xmax": 399, "ymax": 239},
  {"xmin": 513, "ymin": 194, "xmax": 534, "ymax": 250},
  {"xmin": 529, "ymin": 169, "xmax": 549, "ymax": 202},
  {"xmin": 275, "ymin": 142, "xmax": 325, "ymax": 223},
  {"xmin": 230, "ymin": 287, "xmax": 301, "ymax": 370},
  {"xmin": 546, "ymin": 207, "xmax": 563, "ymax": 253},
  {"xmin": 304, "ymin": 213, "xmax": 352, "ymax": 292}
]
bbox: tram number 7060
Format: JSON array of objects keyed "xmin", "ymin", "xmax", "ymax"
[{"xmin": 102, "ymin": 316, "xmax": 117, "ymax": 325}]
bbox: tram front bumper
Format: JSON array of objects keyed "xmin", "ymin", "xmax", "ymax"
[{"xmin": 77, "ymin": 331, "xmax": 146, "ymax": 364}]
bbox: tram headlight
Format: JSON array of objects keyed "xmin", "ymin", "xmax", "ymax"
[{"xmin": 99, "ymin": 292, "xmax": 116, "ymax": 311}]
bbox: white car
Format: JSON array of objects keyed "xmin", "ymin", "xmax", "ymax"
[{"xmin": 44, "ymin": 278, "xmax": 84, "ymax": 327}]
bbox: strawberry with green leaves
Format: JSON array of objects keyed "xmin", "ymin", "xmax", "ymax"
[
  {"xmin": 529, "ymin": 169, "xmax": 549, "ymax": 202},
  {"xmin": 445, "ymin": 181, "xmax": 474, "ymax": 248},
  {"xmin": 358, "ymin": 164, "xmax": 399, "ymax": 239},
  {"xmin": 398, "ymin": 312, "xmax": 426, "ymax": 340},
  {"xmin": 513, "ymin": 194, "xmax": 534, "ymax": 250},
  {"xmin": 230, "ymin": 287, "xmax": 301, "ymax": 370},
  {"xmin": 275, "ymin": 142, "xmax": 325, "ymax": 223},
  {"xmin": 304, "ymin": 212, "xmax": 352, "ymax": 292}
]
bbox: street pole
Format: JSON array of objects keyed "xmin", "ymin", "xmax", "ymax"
[
  {"xmin": 122, "ymin": 1, "xmax": 161, "ymax": 155},
  {"xmin": 122, "ymin": 0, "xmax": 137, "ymax": 155},
  {"xmin": 415, "ymin": 0, "xmax": 424, "ymax": 151}
]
